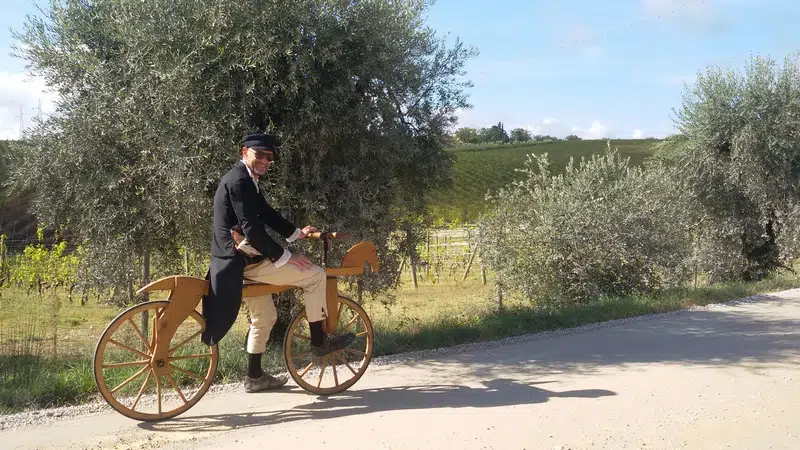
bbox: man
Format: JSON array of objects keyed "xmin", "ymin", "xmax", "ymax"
[{"xmin": 201, "ymin": 132, "xmax": 355, "ymax": 393}]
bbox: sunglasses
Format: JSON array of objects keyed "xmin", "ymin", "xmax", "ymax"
[{"xmin": 248, "ymin": 147, "xmax": 275, "ymax": 161}]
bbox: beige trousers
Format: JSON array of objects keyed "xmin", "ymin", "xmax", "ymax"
[{"xmin": 242, "ymin": 258, "xmax": 328, "ymax": 354}]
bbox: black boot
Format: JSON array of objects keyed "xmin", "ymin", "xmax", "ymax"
[
  {"xmin": 308, "ymin": 320, "xmax": 356, "ymax": 357},
  {"xmin": 311, "ymin": 332, "xmax": 357, "ymax": 357}
]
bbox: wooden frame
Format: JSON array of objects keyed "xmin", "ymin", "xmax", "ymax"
[{"xmin": 92, "ymin": 236, "xmax": 380, "ymax": 421}]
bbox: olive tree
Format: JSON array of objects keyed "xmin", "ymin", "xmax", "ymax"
[
  {"xmin": 477, "ymin": 144, "xmax": 695, "ymax": 306},
  {"xmin": 9, "ymin": 0, "xmax": 476, "ymax": 305},
  {"xmin": 669, "ymin": 52, "xmax": 800, "ymax": 281}
]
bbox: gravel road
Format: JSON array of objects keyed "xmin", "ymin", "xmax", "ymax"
[{"xmin": 3, "ymin": 288, "xmax": 799, "ymax": 450}]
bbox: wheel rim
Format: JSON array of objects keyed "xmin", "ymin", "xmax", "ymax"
[
  {"xmin": 284, "ymin": 296, "xmax": 373, "ymax": 395},
  {"xmin": 93, "ymin": 301, "xmax": 218, "ymax": 421}
]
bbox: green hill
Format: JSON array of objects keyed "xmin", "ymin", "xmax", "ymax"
[{"xmin": 426, "ymin": 138, "xmax": 662, "ymax": 225}]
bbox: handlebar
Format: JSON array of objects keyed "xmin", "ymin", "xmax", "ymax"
[
  {"xmin": 306, "ymin": 231, "xmax": 351, "ymax": 240},
  {"xmin": 307, "ymin": 231, "xmax": 351, "ymax": 267}
]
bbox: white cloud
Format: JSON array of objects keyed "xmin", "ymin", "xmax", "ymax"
[
  {"xmin": 457, "ymin": 111, "xmax": 665, "ymax": 140},
  {"xmin": 512, "ymin": 118, "xmax": 618, "ymax": 140},
  {"xmin": 0, "ymin": 72, "xmax": 59, "ymax": 140},
  {"xmin": 570, "ymin": 120, "xmax": 612, "ymax": 139},
  {"xmin": 587, "ymin": 120, "xmax": 609, "ymax": 139},
  {"xmin": 512, "ymin": 118, "xmax": 571, "ymax": 138}
]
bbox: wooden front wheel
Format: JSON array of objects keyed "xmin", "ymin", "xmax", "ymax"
[
  {"xmin": 283, "ymin": 295, "xmax": 374, "ymax": 395},
  {"xmin": 93, "ymin": 300, "xmax": 218, "ymax": 421}
]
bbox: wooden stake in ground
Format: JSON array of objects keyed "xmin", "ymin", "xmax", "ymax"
[
  {"xmin": 461, "ymin": 242, "xmax": 480, "ymax": 281},
  {"xmin": 426, "ymin": 231, "xmax": 430, "ymax": 275},
  {"xmin": 51, "ymin": 297, "xmax": 58, "ymax": 357}
]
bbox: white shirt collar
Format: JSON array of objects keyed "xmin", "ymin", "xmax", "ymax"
[{"xmin": 241, "ymin": 158, "xmax": 259, "ymax": 193}]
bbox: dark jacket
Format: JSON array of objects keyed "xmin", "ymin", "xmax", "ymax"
[{"xmin": 200, "ymin": 160, "xmax": 297, "ymax": 346}]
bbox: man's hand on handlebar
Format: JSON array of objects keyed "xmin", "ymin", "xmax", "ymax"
[
  {"xmin": 298, "ymin": 225, "xmax": 319, "ymax": 240},
  {"xmin": 230, "ymin": 225, "xmax": 350, "ymax": 270}
]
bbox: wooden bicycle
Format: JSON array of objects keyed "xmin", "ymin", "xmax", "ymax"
[{"xmin": 92, "ymin": 231, "xmax": 378, "ymax": 421}]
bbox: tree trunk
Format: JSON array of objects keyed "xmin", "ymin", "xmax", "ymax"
[
  {"xmin": 740, "ymin": 212, "xmax": 780, "ymax": 281},
  {"xmin": 410, "ymin": 258, "xmax": 418, "ymax": 289},
  {"xmin": 496, "ymin": 274, "xmax": 503, "ymax": 311}
]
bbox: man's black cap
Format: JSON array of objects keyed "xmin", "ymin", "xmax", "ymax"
[{"xmin": 242, "ymin": 132, "xmax": 280, "ymax": 150}]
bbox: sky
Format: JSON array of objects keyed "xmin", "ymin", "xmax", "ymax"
[{"xmin": 1, "ymin": 0, "xmax": 799, "ymax": 140}]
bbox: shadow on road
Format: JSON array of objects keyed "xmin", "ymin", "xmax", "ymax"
[
  {"xmin": 136, "ymin": 294, "xmax": 798, "ymax": 434},
  {"xmin": 137, "ymin": 378, "xmax": 616, "ymax": 432}
]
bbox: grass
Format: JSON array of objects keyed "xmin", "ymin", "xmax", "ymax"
[
  {"xmin": 372, "ymin": 272, "xmax": 800, "ymax": 354},
  {"xmin": 367, "ymin": 266, "xmax": 800, "ymax": 355},
  {"xmin": 2, "ymin": 264, "xmax": 798, "ymax": 415},
  {"xmin": 428, "ymin": 139, "xmax": 660, "ymax": 224}
]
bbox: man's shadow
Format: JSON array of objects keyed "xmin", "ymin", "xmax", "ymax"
[{"xmin": 138, "ymin": 378, "xmax": 615, "ymax": 432}]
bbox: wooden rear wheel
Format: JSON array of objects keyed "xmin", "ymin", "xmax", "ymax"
[
  {"xmin": 283, "ymin": 295, "xmax": 374, "ymax": 395},
  {"xmin": 93, "ymin": 300, "xmax": 218, "ymax": 421}
]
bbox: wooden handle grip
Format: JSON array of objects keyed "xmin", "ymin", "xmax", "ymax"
[{"xmin": 307, "ymin": 231, "xmax": 351, "ymax": 240}]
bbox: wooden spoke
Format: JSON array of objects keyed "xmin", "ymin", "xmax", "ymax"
[
  {"xmin": 343, "ymin": 357, "xmax": 358, "ymax": 375},
  {"xmin": 298, "ymin": 361, "xmax": 314, "ymax": 378},
  {"xmin": 169, "ymin": 353, "xmax": 212, "ymax": 361},
  {"xmin": 317, "ymin": 356, "xmax": 327, "ymax": 388},
  {"xmin": 344, "ymin": 348, "xmax": 365, "ymax": 357},
  {"xmin": 110, "ymin": 365, "xmax": 150, "ymax": 394},
  {"xmin": 165, "ymin": 374, "xmax": 188, "ymax": 404},
  {"xmin": 127, "ymin": 318, "xmax": 151, "ymax": 351},
  {"xmin": 131, "ymin": 370, "xmax": 152, "ymax": 411},
  {"xmin": 108, "ymin": 339, "xmax": 151, "ymax": 359},
  {"xmin": 356, "ymin": 331, "xmax": 368, "ymax": 337},
  {"xmin": 169, "ymin": 363, "xmax": 205, "ymax": 381},
  {"xmin": 102, "ymin": 360, "xmax": 150, "ymax": 369},
  {"xmin": 332, "ymin": 356, "xmax": 339, "ymax": 386},
  {"xmin": 168, "ymin": 330, "xmax": 202, "ymax": 355},
  {"xmin": 344, "ymin": 315, "xmax": 358, "ymax": 329}
]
